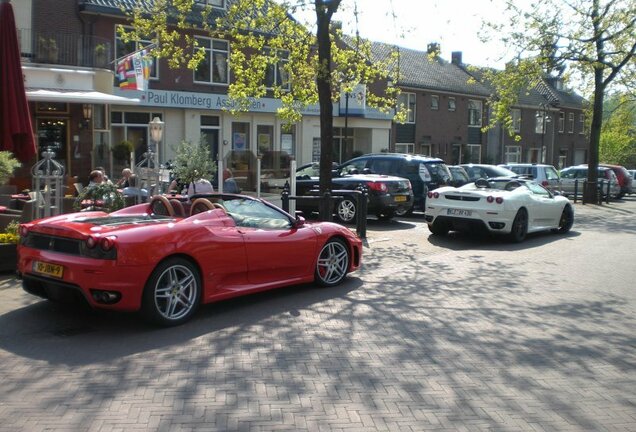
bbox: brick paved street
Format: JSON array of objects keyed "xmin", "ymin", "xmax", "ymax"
[{"xmin": 0, "ymin": 198, "xmax": 634, "ymax": 431}]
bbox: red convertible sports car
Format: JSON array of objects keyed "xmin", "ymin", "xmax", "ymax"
[{"xmin": 17, "ymin": 194, "xmax": 362, "ymax": 326}]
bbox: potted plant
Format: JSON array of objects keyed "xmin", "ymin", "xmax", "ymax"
[
  {"xmin": 0, "ymin": 221, "xmax": 19, "ymax": 273},
  {"xmin": 74, "ymin": 183, "xmax": 125, "ymax": 213},
  {"xmin": 171, "ymin": 140, "xmax": 216, "ymax": 194},
  {"xmin": 112, "ymin": 140, "xmax": 134, "ymax": 164},
  {"xmin": 0, "ymin": 151, "xmax": 21, "ymax": 194}
]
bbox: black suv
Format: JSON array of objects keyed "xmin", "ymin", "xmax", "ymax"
[
  {"xmin": 337, "ymin": 153, "xmax": 451, "ymax": 214},
  {"xmin": 294, "ymin": 163, "xmax": 413, "ymax": 223}
]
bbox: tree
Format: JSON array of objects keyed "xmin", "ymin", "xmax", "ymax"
[
  {"xmin": 122, "ymin": 0, "xmax": 401, "ymax": 215},
  {"xmin": 172, "ymin": 140, "xmax": 217, "ymax": 193},
  {"xmin": 481, "ymin": 0, "xmax": 635, "ymax": 203},
  {"xmin": 600, "ymin": 93, "xmax": 636, "ymax": 166}
]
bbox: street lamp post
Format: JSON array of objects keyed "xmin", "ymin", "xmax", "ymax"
[
  {"xmin": 537, "ymin": 106, "xmax": 552, "ymax": 164},
  {"xmin": 139, "ymin": 116, "xmax": 163, "ymax": 195}
]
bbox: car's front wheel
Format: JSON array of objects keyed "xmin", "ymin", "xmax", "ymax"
[
  {"xmin": 508, "ymin": 208, "xmax": 528, "ymax": 242},
  {"xmin": 315, "ymin": 238, "xmax": 350, "ymax": 287},
  {"xmin": 553, "ymin": 204, "xmax": 574, "ymax": 234},
  {"xmin": 141, "ymin": 257, "xmax": 201, "ymax": 326},
  {"xmin": 335, "ymin": 198, "xmax": 357, "ymax": 224}
]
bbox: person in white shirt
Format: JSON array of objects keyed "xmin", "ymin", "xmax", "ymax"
[{"xmin": 187, "ymin": 178, "xmax": 214, "ymax": 196}]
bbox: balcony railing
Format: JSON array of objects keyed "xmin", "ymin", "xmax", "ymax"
[{"xmin": 19, "ymin": 28, "xmax": 112, "ymax": 69}]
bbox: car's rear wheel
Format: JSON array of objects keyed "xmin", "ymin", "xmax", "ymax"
[
  {"xmin": 428, "ymin": 220, "xmax": 449, "ymax": 236},
  {"xmin": 142, "ymin": 257, "xmax": 201, "ymax": 326},
  {"xmin": 315, "ymin": 238, "xmax": 350, "ymax": 287},
  {"xmin": 394, "ymin": 205, "xmax": 413, "ymax": 217},
  {"xmin": 509, "ymin": 209, "xmax": 528, "ymax": 242},
  {"xmin": 335, "ymin": 198, "xmax": 357, "ymax": 224},
  {"xmin": 553, "ymin": 204, "xmax": 574, "ymax": 234}
]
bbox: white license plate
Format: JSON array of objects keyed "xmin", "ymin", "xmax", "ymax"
[{"xmin": 447, "ymin": 208, "xmax": 472, "ymax": 217}]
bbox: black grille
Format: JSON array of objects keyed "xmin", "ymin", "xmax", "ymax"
[
  {"xmin": 24, "ymin": 233, "xmax": 81, "ymax": 256},
  {"xmin": 445, "ymin": 195, "xmax": 480, "ymax": 201}
]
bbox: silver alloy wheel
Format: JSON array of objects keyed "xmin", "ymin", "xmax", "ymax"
[
  {"xmin": 336, "ymin": 199, "xmax": 356, "ymax": 223},
  {"xmin": 315, "ymin": 240, "xmax": 349, "ymax": 286},
  {"xmin": 153, "ymin": 264, "xmax": 198, "ymax": 321}
]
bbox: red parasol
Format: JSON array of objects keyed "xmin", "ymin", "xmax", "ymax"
[{"xmin": 0, "ymin": 0, "xmax": 36, "ymax": 162}]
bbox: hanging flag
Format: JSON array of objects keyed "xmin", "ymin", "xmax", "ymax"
[{"xmin": 116, "ymin": 49, "xmax": 152, "ymax": 91}]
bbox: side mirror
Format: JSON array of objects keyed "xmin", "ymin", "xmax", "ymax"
[{"xmin": 294, "ymin": 214, "xmax": 306, "ymax": 228}]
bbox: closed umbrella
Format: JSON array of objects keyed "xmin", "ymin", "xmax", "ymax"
[{"xmin": 0, "ymin": 0, "xmax": 36, "ymax": 162}]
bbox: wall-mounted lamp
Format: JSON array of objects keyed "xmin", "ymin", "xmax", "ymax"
[
  {"xmin": 79, "ymin": 103, "xmax": 92, "ymax": 129},
  {"xmin": 223, "ymin": 139, "xmax": 229, "ymax": 146}
]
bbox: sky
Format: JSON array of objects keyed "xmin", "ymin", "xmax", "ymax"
[{"xmin": 293, "ymin": 0, "xmax": 511, "ymax": 69}]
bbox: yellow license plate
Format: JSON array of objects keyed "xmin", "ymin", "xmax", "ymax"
[
  {"xmin": 33, "ymin": 261, "xmax": 64, "ymax": 278},
  {"xmin": 395, "ymin": 195, "xmax": 407, "ymax": 202}
]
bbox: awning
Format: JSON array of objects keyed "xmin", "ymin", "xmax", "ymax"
[{"xmin": 26, "ymin": 88, "xmax": 140, "ymax": 105}]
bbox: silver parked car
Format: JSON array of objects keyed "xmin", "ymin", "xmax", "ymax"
[
  {"xmin": 499, "ymin": 163, "xmax": 562, "ymax": 193},
  {"xmin": 559, "ymin": 165, "xmax": 620, "ymax": 198}
]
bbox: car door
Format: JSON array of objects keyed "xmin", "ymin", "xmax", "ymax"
[
  {"xmin": 225, "ymin": 198, "xmax": 318, "ymax": 286},
  {"xmin": 525, "ymin": 182, "xmax": 563, "ymax": 229},
  {"xmin": 544, "ymin": 166, "xmax": 561, "ymax": 192},
  {"xmin": 559, "ymin": 168, "xmax": 578, "ymax": 196}
]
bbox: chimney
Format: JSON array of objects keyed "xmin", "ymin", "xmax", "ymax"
[
  {"xmin": 427, "ymin": 42, "xmax": 440, "ymax": 56},
  {"xmin": 451, "ymin": 51, "xmax": 463, "ymax": 65}
]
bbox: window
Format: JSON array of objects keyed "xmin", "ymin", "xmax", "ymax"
[
  {"xmin": 264, "ymin": 48, "xmax": 290, "ymax": 90},
  {"xmin": 558, "ymin": 112, "xmax": 565, "ymax": 133},
  {"xmin": 505, "ymin": 145, "xmax": 521, "ymax": 163},
  {"xmin": 194, "ymin": 37, "xmax": 229, "ymax": 84},
  {"xmin": 448, "ymin": 97, "xmax": 456, "ymax": 111},
  {"xmin": 468, "ymin": 100, "xmax": 482, "ymax": 126},
  {"xmin": 579, "ymin": 114, "xmax": 585, "ymax": 134},
  {"xmin": 568, "ymin": 113, "xmax": 574, "ymax": 133},
  {"xmin": 465, "ymin": 144, "xmax": 481, "ymax": 163},
  {"xmin": 535, "ymin": 111, "xmax": 545, "ymax": 134},
  {"xmin": 115, "ymin": 26, "xmax": 158, "ymax": 79},
  {"xmin": 194, "ymin": 0, "xmax": 225, "ymax": 8},
  {"xmin": 395, "ymin": 143, "xmax": 414, "ymax": 154},
  {"xmin": 420, "ymin": 144, "xmax": 431, "ymax": 156},
  {"xmin": 511, "ymin": 109, "xmax": 521, "ymax": 133},
  {"xmin": 430, "ymin": 95, "xmax": 439, "ymax": 110},
  {"xmin": 397, "ymin": 92, "xmax": 416, "ymax": 123}
]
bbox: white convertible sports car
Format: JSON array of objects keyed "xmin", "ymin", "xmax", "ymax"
[{"xmin": 424, "ymin": 178, "xmax": 574, "ymax": 242}]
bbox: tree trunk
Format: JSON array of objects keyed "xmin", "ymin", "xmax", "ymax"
[{"xmin": 314, "ymin": 0, "xmax": 341, "ymax": 219}]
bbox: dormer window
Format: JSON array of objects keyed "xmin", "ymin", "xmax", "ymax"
[{"xmin": 195, "ymin": 0, "xmax": 225, "ymax": 9}]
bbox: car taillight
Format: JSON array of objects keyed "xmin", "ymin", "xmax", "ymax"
[
  {"xmin": 487, "ymin": 196, "xmax": 504, "ymax": 204},
  {"xmin": 487, "ymin": 196, "xmax": 494, "ymax": 203},
  {"xmin": 86, "ymin": 236, "xmax": 98, "ymax": 248},
  {"xmin": 367, "ymin": 181, "xmax": 388, "ymax": 193},
  {"xmin": 496, "ymin": 197, "xmax": 504, "ymax": 204},
  {"xmin": 100, "ymin": 236, "xmax": 116, "ymax": 251}
]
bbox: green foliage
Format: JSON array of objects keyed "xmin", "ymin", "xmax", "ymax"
[
  {"xmin": 112, "ymin": 140, "xmax": 134, "ymax": 162},
  {"xmin": 600, "ymin": 94, "xmax": 636, "ymax": 165},
  {"xmin": 0, "ymin": 151, "xmax": 21, "ymax": 185},
  {"xmin": 171, "ymin": 140, "xmax": 217, "ymax": 187},
  {"xmin": 121, "ymin": 0, "xmax": 401, "ymax": 123},
  {"xmin": 0, "ymin": 221, "xmax": 19, "ymax": 244},
  {"xmin": 74, "ymin": 183, "xmax": 125, "ymax": 213}
]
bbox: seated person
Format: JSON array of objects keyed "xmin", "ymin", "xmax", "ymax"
[
  {"xmin": 122, "ymin": 174, "xmax": 149, "ymax": 199},
  {"xmin": 187, "ymin": 178, "xmax": 214, "ymax": 196},
  {"xmin": 87, "ymin": 170, "xmax": 104, "ymax": 188},
  {"xmin": 116, "ymin": 168, "xmax": 132, "ymax": 188},
  {"xmin": 223, "ymin": 168, "xmax": 241, "ymax": 193}
]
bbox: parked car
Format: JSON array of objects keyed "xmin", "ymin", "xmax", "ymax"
[
  {"xmin": 499, "ymin": 163, "xmax": 561, "ymax": 193},
  {"xmin": 460, "ymin": 164, "xmax": 517, "ymax": 182},
  {"xmin": 559, "ymin": 165, "xmax": 620, "ymax": 199},
  {"xmin": 448, "ymin": 165, "xmax": 470, "ymax": 187},
  {"xmin": 425, "ymin": 177, "xmax": 574, "ymax": 242},
  {"xmin": 294, "ymin": 162, "xmax": 414, "ymax": 223},
  {"xmin": 600, "ymin": 164, "xmax": 633, "ymax": 197},
  {"xmin": 628, "ymin": 169, "xmax": 636, "ymax": 191},
  {"xmin": 17, "ymin": 194, "xmax": 363, "ymax": 326},
  {"xmin": 337, "ymin": 153, "xmax": 451, "ymax": 214}
]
